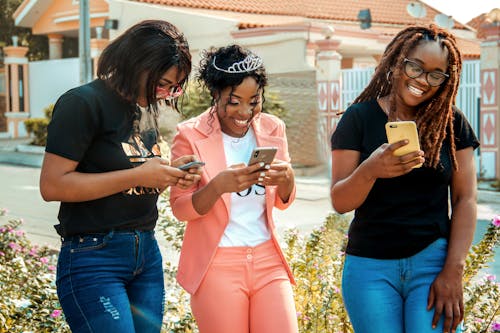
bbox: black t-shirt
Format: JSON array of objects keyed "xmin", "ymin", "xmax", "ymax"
[
  {"xmin": 46, "ymin": 79, "xmax": 164, "ymax": 237},
  {"xmin": 331, "ymin": 99, "xmax": 479, "ymax": 259}
]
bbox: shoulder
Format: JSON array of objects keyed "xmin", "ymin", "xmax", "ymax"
[
  {"xmin": 176, "ymin": 109, "xmax": 213, "ymax": 133},
  {"xmin": 258, "ymin": 112, "xmax": 285, "ymax": 129}
]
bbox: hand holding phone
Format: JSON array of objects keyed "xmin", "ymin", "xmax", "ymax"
[
  {"xmin": 385, "ymin": 121, "xmax": 422, "ymax": 168},
  {"xmin": 178, "ymin": 161, "xmax": 205, "ymax": 171},
  {"xmin": 248, "ymin": 147, "xmax": 278, "ymax": 167}
]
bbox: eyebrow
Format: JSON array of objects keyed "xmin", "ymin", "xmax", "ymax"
[{"xmin": 229, "ymin": 92, "xmax": 260, "ymax": 99}]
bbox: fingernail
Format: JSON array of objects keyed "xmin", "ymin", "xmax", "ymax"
[
  {"xmin": 265, "ymin": 165, "xmax": 271, "ymax": 169},
  {"xmin": 260, "ymin": 172, "xmax": 265, "ymax": 177},
  {"xmin": 259, "ymin": 162, "xmax": 265, "ymax": 167}
]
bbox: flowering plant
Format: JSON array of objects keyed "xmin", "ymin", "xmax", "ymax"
[{"xmin": 0, "ymin": 211, "xmax": 69, "ymax": 332}]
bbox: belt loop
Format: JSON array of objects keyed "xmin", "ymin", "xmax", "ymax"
[{"xmin": 107, "ymin": 230, "xmax": 115, "ymax": 240}]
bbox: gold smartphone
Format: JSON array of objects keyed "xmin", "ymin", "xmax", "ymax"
[
  {"xmin": 385, "ymin": 121, "xmax": 422, "ymax": 168},
  {"xmin": 248, "ymin": 147, "xmax": 278, "ymax": 166}
]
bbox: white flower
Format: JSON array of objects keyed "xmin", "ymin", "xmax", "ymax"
[{"xmin": 11, "ymin": 298, "xmax": 32, "ymax": 309}]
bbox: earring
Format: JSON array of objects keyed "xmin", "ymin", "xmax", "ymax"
[{"xmin": 386, "ymin": 70, "xmax": 393, "ymax": 82}]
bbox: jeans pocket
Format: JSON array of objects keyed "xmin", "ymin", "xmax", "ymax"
[{"xmin": 69, "ymin": 234, "xmax": 108, "ymax": 253}]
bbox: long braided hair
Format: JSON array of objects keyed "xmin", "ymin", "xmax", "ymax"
[{"xmin": 355, "ymin": 25, "xmax": 462, "ymax": 169}]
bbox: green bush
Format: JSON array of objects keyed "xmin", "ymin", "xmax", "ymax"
[
  {"xmin": 0, "ymin": 203, "xmax": 498, "ymax": 332},
  {"xmin": 24, "ymin": 104, "xmax": 53, "ymax": 146}
]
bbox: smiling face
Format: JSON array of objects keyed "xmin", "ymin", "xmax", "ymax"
[
  {"xmin": 394, "ymin": 40, "xmax": 449, "ymax": 114},
  {"xmin": 215, "ymin": 76, "xmax": 263, "ymax": 138}
]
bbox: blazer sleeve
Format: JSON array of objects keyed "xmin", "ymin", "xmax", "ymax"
[
  {"xmin": 273, "ymin": 119, "xmax": 296, "ymax": 210},
  {"xmin": 169, "ymin": 124, "xmax": 204, "ymax": 222}
]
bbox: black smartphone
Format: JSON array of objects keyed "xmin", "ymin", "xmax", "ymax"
[{"xmin": 178, "ymin": 161, "xmax": 205, "ymax": 170}]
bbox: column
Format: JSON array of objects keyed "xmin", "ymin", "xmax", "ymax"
[
  {"xmin": 48, "ymin": 34, "xmax": 63, "ymax": 59},
  {"xmin": 315, "ymin": 37, "xmax": 342, "ymax": 164},
  {"xmin": 479, "ymin": 22, "xmax": 500, "ymax": 179},
  {"xmin": 3, "ymin": 42, "xmax": 29, "ymax": 138},
  {"xmin": 90, "ymin": 27, "xmax": 109, "ymax": 78}
]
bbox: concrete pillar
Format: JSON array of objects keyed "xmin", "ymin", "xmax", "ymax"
[
  {"xmin": 315, "ymin": 38, "xmax": 342, "ymax": 164},
  {"xmin": 3, "ymin": 44, "xmax": 29, "ymax": 138},
  {"xmin": 90, "ymin": 29, "xmax": 109, "ymax": 78},
  {"xmin": 479, "ymin": 22, "xmax": 500, "ymax": 179},
  {"xmin": 48, "ymin": 34, "xmax": 63, "ymax": 60}
]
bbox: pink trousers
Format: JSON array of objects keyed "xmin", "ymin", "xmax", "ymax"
[{"xmin": 190, "ymin": 240, "xmax": 299, "ymax": 333}]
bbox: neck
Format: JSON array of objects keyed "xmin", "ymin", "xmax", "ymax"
[{"xmin": 379, "ymin": 96, "xmax": 416, "ymax": 121}]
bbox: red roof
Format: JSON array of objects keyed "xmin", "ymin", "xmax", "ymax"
[{"xmin": 137, "ymin": 0, "xmax": 468, "ymax": 29}]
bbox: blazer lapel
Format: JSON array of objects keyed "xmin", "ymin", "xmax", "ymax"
[{"xmin": 192, "ymin": 111, "xmax": 231, "ymax": 215}]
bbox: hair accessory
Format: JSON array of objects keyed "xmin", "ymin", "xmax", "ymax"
[{"xmin": 212, "ymin": 53, "xmax": 263, "ymax": 73}]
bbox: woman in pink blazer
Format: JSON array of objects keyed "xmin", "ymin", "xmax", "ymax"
[{"xmin": 169, "ymin": 45, "xmax": 299, "ymax": 333}]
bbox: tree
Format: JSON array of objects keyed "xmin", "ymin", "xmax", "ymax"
[{"xmin": 0, "ymin": 0, "xmax": 48, "ymax": 64}]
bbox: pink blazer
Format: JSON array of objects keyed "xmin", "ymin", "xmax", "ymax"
[{"xmin": 169, "ymin": 109, "xmax": 296, "ymax": 294}]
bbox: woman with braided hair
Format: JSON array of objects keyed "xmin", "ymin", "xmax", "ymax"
[{"xmin": 330, "ymin": 25, "xmax": 479, "ymax": 333}]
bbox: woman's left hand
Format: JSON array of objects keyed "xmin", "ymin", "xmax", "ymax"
[
  {"xmin": 260, "ymin": 159, "xmax": 293, "ymax": 187},
  {"xmin": 427, "ymin": 267, "xmax": 464, "ymax": 333},
  {"xmin": 260, "ymin": 159, "xmax": 294, "ymax": 203},
  {"xmin": 171, "ymin": 155, "xmax": 202, "ymax": 190}
]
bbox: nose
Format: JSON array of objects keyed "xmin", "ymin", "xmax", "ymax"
[
  {"xmin": 414, "ymin": 72, "xmax": 429, "ymax": 86},
  {"xmin": 238, "ymin": 107, "xmax": 253, "ymax": 116}
]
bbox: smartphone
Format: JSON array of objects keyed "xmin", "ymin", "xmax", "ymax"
[
  {"xmin": 385, "ymin": 121, "xmax": 422, "ymax": 168},
  {"xmin": 248, "ymin": 147, "xmax": 278, "ymax": 166},
  {"xmin": 178, "ymin": 161, "xmax": 205, "ymax": 171}
]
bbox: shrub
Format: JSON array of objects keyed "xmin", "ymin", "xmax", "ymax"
[
  {"xmin": 0, "ymin": 209, "xmax": 68, "ymax": 332},
  {"xmin": 0, "ymin": 206, "xmax": 498, "ymax": 332},
  {"xmin": 24, "ymin": 104, "xmax": 53, "ymax": 146}
]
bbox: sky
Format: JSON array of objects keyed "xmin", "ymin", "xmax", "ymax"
[{"xmin": 420, "ymin": 0, "xmax": 499, "ymax": 24}]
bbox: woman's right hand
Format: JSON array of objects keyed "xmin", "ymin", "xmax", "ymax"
[
  {"xmin": 137, "ymin": 157, "xmax": 185, "ymax": 189},
  {"xmin": 212, "ymin": 162, "xmax": 265, "ymax": 195},
  {"xmin": 363, "ymin": 140, "xmax": 425, "ymax": 179}
]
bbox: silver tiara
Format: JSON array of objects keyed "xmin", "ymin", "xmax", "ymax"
[{"xmin": 212, "ymin": 53, "xmax": 263, "ymax": 73}]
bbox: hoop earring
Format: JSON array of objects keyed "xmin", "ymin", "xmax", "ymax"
[{"xmin": 386, "ymin": 70, "xmax": 393, "ymax": 83}]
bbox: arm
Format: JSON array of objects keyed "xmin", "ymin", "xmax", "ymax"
[
  {"xmin": 40, "ymin": 152, "xmax": 186, "ymax": 202},
  {"xmin": 330, "ymin": 141, "xmax": 425, "ymax": 213},
  {"xmin": 428, "ymin": 147, "xmax": 477, "ymax": 333},
  {"xmin": 191, "ymin": 163, "xmax": 264, "ymax": 215}
]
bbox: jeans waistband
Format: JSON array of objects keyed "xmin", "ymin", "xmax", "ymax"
[{"xmin": 61, "ymin": 229, "xmax": 154, "ymax": 242}]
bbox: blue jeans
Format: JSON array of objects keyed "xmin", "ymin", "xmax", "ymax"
[
  {"xmin": 56, "ymin": 230, "xmax": 164, "ymax": 333},
  {"xmin": 342, "ymin": 238, "xmax": 463, "ymax": 333}
]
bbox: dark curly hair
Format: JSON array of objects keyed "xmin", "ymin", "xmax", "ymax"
[
  {"xmin": 355, "ymin": 25, "xmax": 462, "ymax": 169},
  {"xmin": 197, "ymin": 44, "xmax": 268, "ymax": 127},
  {"xmin": 97, "ymin": 20, "xmax": 191, "ymax": 113}
]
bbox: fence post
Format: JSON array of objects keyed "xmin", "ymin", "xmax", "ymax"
[
  {"xmin": 315, "ymin": 37, "xmax": 342, "ymax": 166},
  {"xmin": 479, "ymin": 22, "xmax": 500, "ymax": 179}
]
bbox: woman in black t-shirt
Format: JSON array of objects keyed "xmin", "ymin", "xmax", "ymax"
[
  {"xmin": 331, "ymin": 25, "xmax": 479, "ymax": 333},
  {"xmin": 40, "ymin": 20, "xmax": 201, "ymax": 332}
]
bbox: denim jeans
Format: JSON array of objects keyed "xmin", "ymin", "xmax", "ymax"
[
  {"xmin": 56, "ymin": 230, "xmax": 164, "ymax": 333},
  {"xmin": 342, "ymin": 238, "xmax": 463, "ymax": 333}
]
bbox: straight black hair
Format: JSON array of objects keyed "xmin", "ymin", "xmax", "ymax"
[{"xmin": 97, "ymin": 20, "xmax": 191, "ymax": 112}]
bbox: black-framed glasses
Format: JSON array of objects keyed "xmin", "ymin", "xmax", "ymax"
[{"xmin": 403, "ymin": 58, "xmax": 449, "ymax": 87}]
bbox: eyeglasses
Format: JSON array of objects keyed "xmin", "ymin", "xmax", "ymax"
[
  {"xmin": 403, "ymin": 58, "xmax": 449, "ymax": 87},
  {"xmin": 156, "ymin": 85, "xmax": 183, "ymax": 100}
]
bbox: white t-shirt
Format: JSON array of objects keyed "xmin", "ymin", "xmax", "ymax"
[{"xmin": 218, "ymin": 128, "xmax": 271, "ymax": 247}]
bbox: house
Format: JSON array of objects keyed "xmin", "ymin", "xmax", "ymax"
[{"xmin": 3, "ymin": 0, "xmax": 499, "ymax": 177}]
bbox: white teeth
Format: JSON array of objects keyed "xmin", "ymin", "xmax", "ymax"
[
  {"xmin": 235, "ymin": 119, "xmax": 248, "ymax": 125},
  {"xmin": 408, "ymin": 85, "xmax": 424, "ymax": 96}
]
